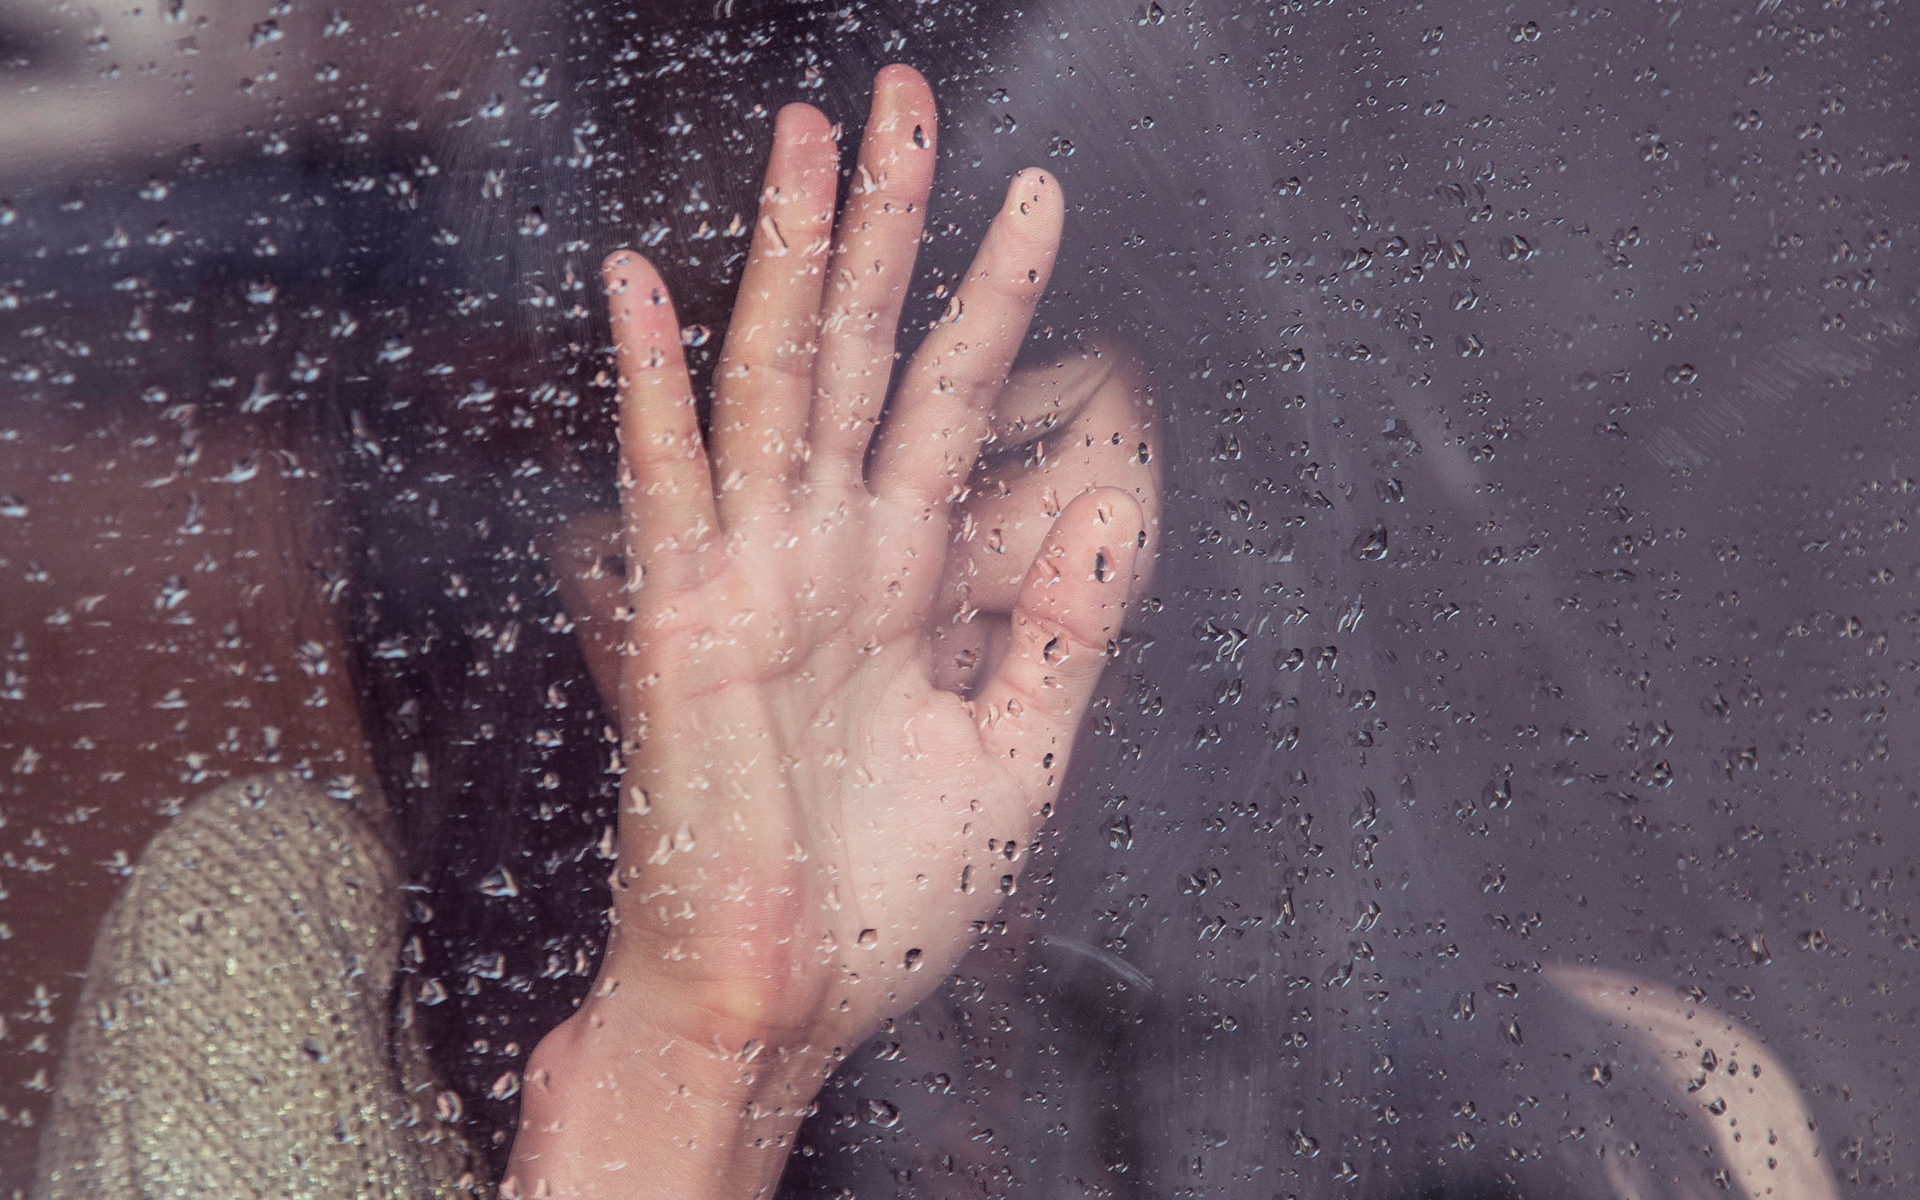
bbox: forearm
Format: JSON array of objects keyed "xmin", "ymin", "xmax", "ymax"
[{"xmin": 503, "ymin": 1007, "xmax": 832, "ymax": 1200}]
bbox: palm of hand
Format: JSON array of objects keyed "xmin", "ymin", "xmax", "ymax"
[
  {"xmin": 617, "ymin": 480, "xmax": 1065, "ymax": 1048},
  {"xmin": 578, "ymin": 68, "xmax": 1150, "ymax": 1066}
]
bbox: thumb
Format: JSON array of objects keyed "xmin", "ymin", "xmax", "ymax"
[{"xmin": 970, "ymin": 486, "xmax": 1144, "ymax": 811}]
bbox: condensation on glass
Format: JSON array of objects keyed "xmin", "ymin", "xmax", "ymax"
[{"xmin": 1, "ymin": 0, "xmax": 1914, "ymax": 1196}]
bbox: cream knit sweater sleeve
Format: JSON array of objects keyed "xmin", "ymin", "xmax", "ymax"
[{"xmin": 33, "ymin": 774, "xmax": 479, "ymax": 1197}]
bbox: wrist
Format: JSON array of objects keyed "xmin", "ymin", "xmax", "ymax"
[{"xmin": 504, "ymin": 996, "xmax": 836, "ymax": 1200}]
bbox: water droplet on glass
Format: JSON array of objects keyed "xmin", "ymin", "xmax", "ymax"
[
  {"xmin": 1351, "ymin": 525, "xmax": 1390, "ymax": 561},
  {"xmin": 477, "ymin": 866, "xmax": 520, "ymax": 898}
]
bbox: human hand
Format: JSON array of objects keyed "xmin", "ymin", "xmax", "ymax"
[
  {"xmin": 556, "ymin": 339, "xmax": 1162, "ymax": 721},
  {"xmin": 509, "ymin": 66, "xmax": 1156, "ymax": 1199}
]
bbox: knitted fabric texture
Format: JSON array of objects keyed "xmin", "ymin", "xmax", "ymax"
[{"xmin": 33, "ymin": 774, "xmax": 478, "ymax": 1197}]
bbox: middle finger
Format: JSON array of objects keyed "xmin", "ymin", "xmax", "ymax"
[
  {"xmin": 708, "ymin": 102, "xmax": 839, "ymax": 525},
  {"xmin": 805, "ymin": 64, "xmax": 939, "ymax": 491}
]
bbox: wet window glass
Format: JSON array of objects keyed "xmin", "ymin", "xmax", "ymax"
[{"xmin": 3, "ymin": 0, "xmax": 1915, "ymax": 1195}]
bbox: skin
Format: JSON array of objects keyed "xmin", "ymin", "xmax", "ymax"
[{"xmin": 503, "ymin": 65, "xmax": 1161, "ymax": 1200}]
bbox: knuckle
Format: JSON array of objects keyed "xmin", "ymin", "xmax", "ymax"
[
  {"xmin": 732, "ymin": 333, "xmax": 817, "ymax": 390},
  {"xmin": 623, "ymin": 433, "xmax": 704, "ymax": 476},
  {"xmin": 1016, "ymin": 607, "xmax": 1108, "ymax": 678}
]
